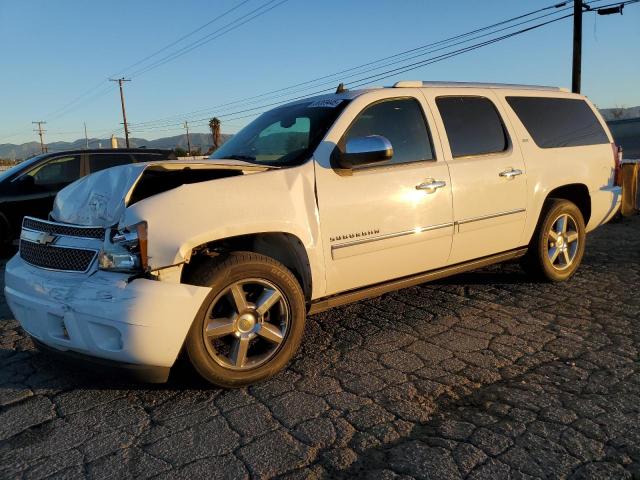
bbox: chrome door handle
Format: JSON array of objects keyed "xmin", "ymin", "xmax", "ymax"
[
  {"xmin": 416, "ymin": 179, "xmax": 447, "ymax": 192},
  {"xmin": 499, "ymin": 168, "xmax": 523, "ymax": 179}
]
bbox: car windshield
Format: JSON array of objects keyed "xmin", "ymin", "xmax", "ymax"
[
  {"xmin": 0, "ymin": 154, "xmax": 47, "ymax": 182},
  {"xmin": 211, "ymin": 98, "xmax": 350, "ymax": 166}
]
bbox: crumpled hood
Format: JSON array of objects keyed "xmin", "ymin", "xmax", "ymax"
[
  {"xmin": 52, "ymin": 160, "xmax": 267, "ymax": 227},
  {"xmin": 52, "ymin": 164, "xmax": 146, "ymax": 226}
]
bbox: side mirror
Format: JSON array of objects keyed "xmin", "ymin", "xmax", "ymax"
[{"xmin": 338, "ymin": 135, "xmax": 393, "ymax": 169}]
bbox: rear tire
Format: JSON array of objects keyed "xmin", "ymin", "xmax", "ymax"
[
  {"xmin": 184, "ymin": 252, "xmax": 306, "ymax": 388},
  {"xmin": 522, "ymin": 199, "xmax": 586, "ymax": 282}
]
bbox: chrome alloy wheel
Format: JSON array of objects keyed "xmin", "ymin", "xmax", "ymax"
[
  {"xmin": 203, "ymin": 278, "xmax": 290, "ymax": 371},
  {"xmin": 547, "ymin": 213, "xmax": 580, "ymax": 271}
]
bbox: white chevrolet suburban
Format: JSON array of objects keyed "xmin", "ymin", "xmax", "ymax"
[{"xmin": 5, "ymin": 81, "xmax": 622, "ymax": 387}]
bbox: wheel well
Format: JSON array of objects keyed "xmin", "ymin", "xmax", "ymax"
[
  {"xmin": 547, "ymin": 184, "xmax": 591, "ymax": 225},
  {"xmin": 182, "ymin": 232, "xmax": 313, "ymax": 301}
]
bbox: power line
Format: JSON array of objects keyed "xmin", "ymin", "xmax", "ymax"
[
  {"xmin": 39, "ymin": 1, "xmax": 277, "ymax": 125},
  {"xmin": 129, "ymin": 0, "xmax": 289, "ymax": 78},
  {"xmin": 131, "ymin": 0, "xmax": 601, "ymax": 131},
  {"xmin": 117, "ymin": 0, "xmax": 254, "ymax": 76},
  {"xmin": 132, "ymin": 0, "xmax": 635, "ymax": 134},
  {"xmin": 178, "ymin": 14, "xmax": 579, "ymax": 128},
  {"xmin": 130, "ymin": 0, "xmax": 577, "ymax": 129},
  {"xmin": 132, "ymin": 10, "xmax": 578, "ymax": 131}
]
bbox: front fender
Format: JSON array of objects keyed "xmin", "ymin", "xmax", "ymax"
[{"xmin": 123, "ymin": 163, "xmax": 326, "ymax": 296}]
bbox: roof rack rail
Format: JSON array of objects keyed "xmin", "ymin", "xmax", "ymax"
[{"xmin": 393, "ymin": 80, "xmax": 567, "ymax": 92}]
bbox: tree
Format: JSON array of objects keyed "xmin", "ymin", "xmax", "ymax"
[
  {"xmin": 611, "ymin": 105, "xmax": 626, "ymax": 119},
  {"xmin": 174, "ymin": 147, "xmax": 188, "ymax": 157},
  {"xmin": 209, "ymin": 117, "xmax": 221, "ymax": 152}
]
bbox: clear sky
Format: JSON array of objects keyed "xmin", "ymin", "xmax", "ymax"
[{"xmin": 1, "ymin": 0, "xmax": 638, "ymax": 144}]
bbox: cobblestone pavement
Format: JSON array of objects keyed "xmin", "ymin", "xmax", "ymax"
[{"xmin": 1, "ymin": 216, "xmax": 639, "ymax": 480}]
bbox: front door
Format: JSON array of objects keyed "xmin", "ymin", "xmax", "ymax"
[
  {"xmin": 423, "ymin": 91, "xmax": 527, "ymax": 264},
  {"xmin": 314, "ymin": 91, "xmax": 454, "ymax": 296},
  {"xmin": 8, "ymin": 154, "xmax": 82, "ymax": 233}
]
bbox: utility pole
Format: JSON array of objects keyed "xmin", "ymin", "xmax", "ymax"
[
  {"xmin": 84, "ymin": 122, "xmax": 89, "ymax": 149},
  {"xmin": 572, "ymin": 0, "xmax": 583, "ymax": 93},
  {"xmin": 109, "ymin": 78, "xmax": 131, "ymax": 148},
  {"xmin": 572, "ymin": 1, "xmax": 625, "ymax": 93},
  {"xmin": 183, "ymin": 121, "xmax": 192, "ymax": 157},
  {"xmin": 32, "ymin": 121, "xmax": 47, "ymax": 153}
]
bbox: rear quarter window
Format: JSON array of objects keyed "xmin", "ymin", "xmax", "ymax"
[
  {"xmin": 89, "ymin": 153, "xmax": 134, "ymax": 173},
  {"xmin": 506, "ymin": 97, "xmax": 609, "ymax": 148}
]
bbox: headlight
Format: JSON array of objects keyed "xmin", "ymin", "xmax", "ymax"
[{"xmin": 98, "ymin": 222, "xmax": 148, "ymax": 272}]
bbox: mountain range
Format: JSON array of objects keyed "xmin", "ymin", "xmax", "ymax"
[{"xmin": 0, "ymin": 133, "xmax": 231, "ymax": 160}]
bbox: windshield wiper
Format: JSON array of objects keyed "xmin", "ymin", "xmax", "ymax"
[{"xmin": 225, "ymin": 154, "xmax": 256, "ymax": 161}]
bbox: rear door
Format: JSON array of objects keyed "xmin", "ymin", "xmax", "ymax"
[
  {"xmin": 423, "ymin": 89, "xmax": 528, "ymax": 264},
  {"xmin": 314, "ymin": 90, "xmax": 454, "ymax": 295}
]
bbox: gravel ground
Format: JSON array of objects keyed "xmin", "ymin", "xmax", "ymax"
[{"xmin": 0, "ymin": 216, "xmax": 639, "ymax": 479}]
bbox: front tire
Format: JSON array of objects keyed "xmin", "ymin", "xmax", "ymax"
[
  {"xmin": 184, "ymin": 252, "xmax": 306, "ymax": 388},
  {"xmin": 523, "ymin": 199, "xmax": 586, "ymax": 282}
]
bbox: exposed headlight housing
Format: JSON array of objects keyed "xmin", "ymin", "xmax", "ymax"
[{"xmin": 98, "ymin": 222, "xmax": 148, "ymax": 272}]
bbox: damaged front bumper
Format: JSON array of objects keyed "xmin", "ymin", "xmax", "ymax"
[{"xmin": 4, "ymin": 255, "xmax": 211, "ymax": 382}]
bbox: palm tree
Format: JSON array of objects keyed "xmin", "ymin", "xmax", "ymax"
[{"xmin": 209, "ymin": 117, "xmax": 221, "ymax": 152}]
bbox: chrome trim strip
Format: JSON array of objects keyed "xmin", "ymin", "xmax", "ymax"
[
  {"xmin": 456, "ymin": 208, "xmax": 526, "ymax": 226},
  {"xmin": 22, "ymin": 216, "xmax": 105, "ymax": 231},
  {"xmin": 330, "ymin": 209, "xmax": 525, "ymax": 251},
  {"xmin": 331, "ymin": 222, "xmax": 454, "ymax": 251}
]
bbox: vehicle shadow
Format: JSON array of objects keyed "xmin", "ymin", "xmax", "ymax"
[
  {"xmin": 430, "ymin": 261, "xmax": 533, "ymax": 286},
  {"xmin": 0, "ymin": 342, "xmax": 216, "ymax": 392}
]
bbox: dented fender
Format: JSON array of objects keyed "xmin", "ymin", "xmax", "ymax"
[{"xmin": 123, "ymin": 161, "xmax": 326, "ymax": 298}]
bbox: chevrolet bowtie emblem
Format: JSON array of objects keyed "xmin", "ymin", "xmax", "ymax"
[{"xmin": 21, "ymin": 230, "xmax": 57, "ymax": 245}]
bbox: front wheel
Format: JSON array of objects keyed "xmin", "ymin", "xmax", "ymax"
[
  {"xmin": 523, "ymin": 199, "xmax": 586, "ymax": 282},
  {"xmin": 184, "ymin": 252, "xmax": 306, "ymax": 388}
]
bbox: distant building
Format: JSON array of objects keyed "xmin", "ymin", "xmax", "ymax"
[{"xmin": 111, "ymin": 135, "xmax": 118, "ymax": 149}]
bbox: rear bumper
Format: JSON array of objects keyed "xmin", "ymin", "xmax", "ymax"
[{"xmin": 4, "ymin": 255, "xmax": 211, "ymax": 372}]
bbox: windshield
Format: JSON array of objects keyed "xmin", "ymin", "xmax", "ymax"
[
  {"xmin": 211, "ymin": 98, "xmax": 350, "ymax": 166},
  {"xmin": 0, "ymin": 154, "xmax": 46, "ymax": 182}
]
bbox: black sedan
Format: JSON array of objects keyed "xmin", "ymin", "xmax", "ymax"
[{"xmin": 0, "ymin": 148, "xmax": 176, "ymax": 247}]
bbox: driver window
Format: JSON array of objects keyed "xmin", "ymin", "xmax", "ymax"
[
  {"xmin": 344, "ymin": 98, "xmax": 435, "ymax": 165},
  {"xmin": 25, "ymin": 155, "xmax": 81, "ymax": 187}
]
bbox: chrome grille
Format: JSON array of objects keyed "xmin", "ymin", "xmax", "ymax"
[
  {"xmin": 19, "ymin": 240, "xmax": 97, "ymax": 273},
  {"xmin": 22, "ymin": 217, "xmax": 105, "ymax": 240}
]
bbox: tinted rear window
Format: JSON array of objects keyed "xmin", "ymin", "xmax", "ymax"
[
  {"xmin": 436, "ymin": 96, "xmax": 508, "ymax": 157},
  {"xmin": 89, "ymin": 153, "xmax": 134, "ymax": 173},
  {"xmin": 506, "ymin": 97, "xmax": 609, "ymax": 148}
]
